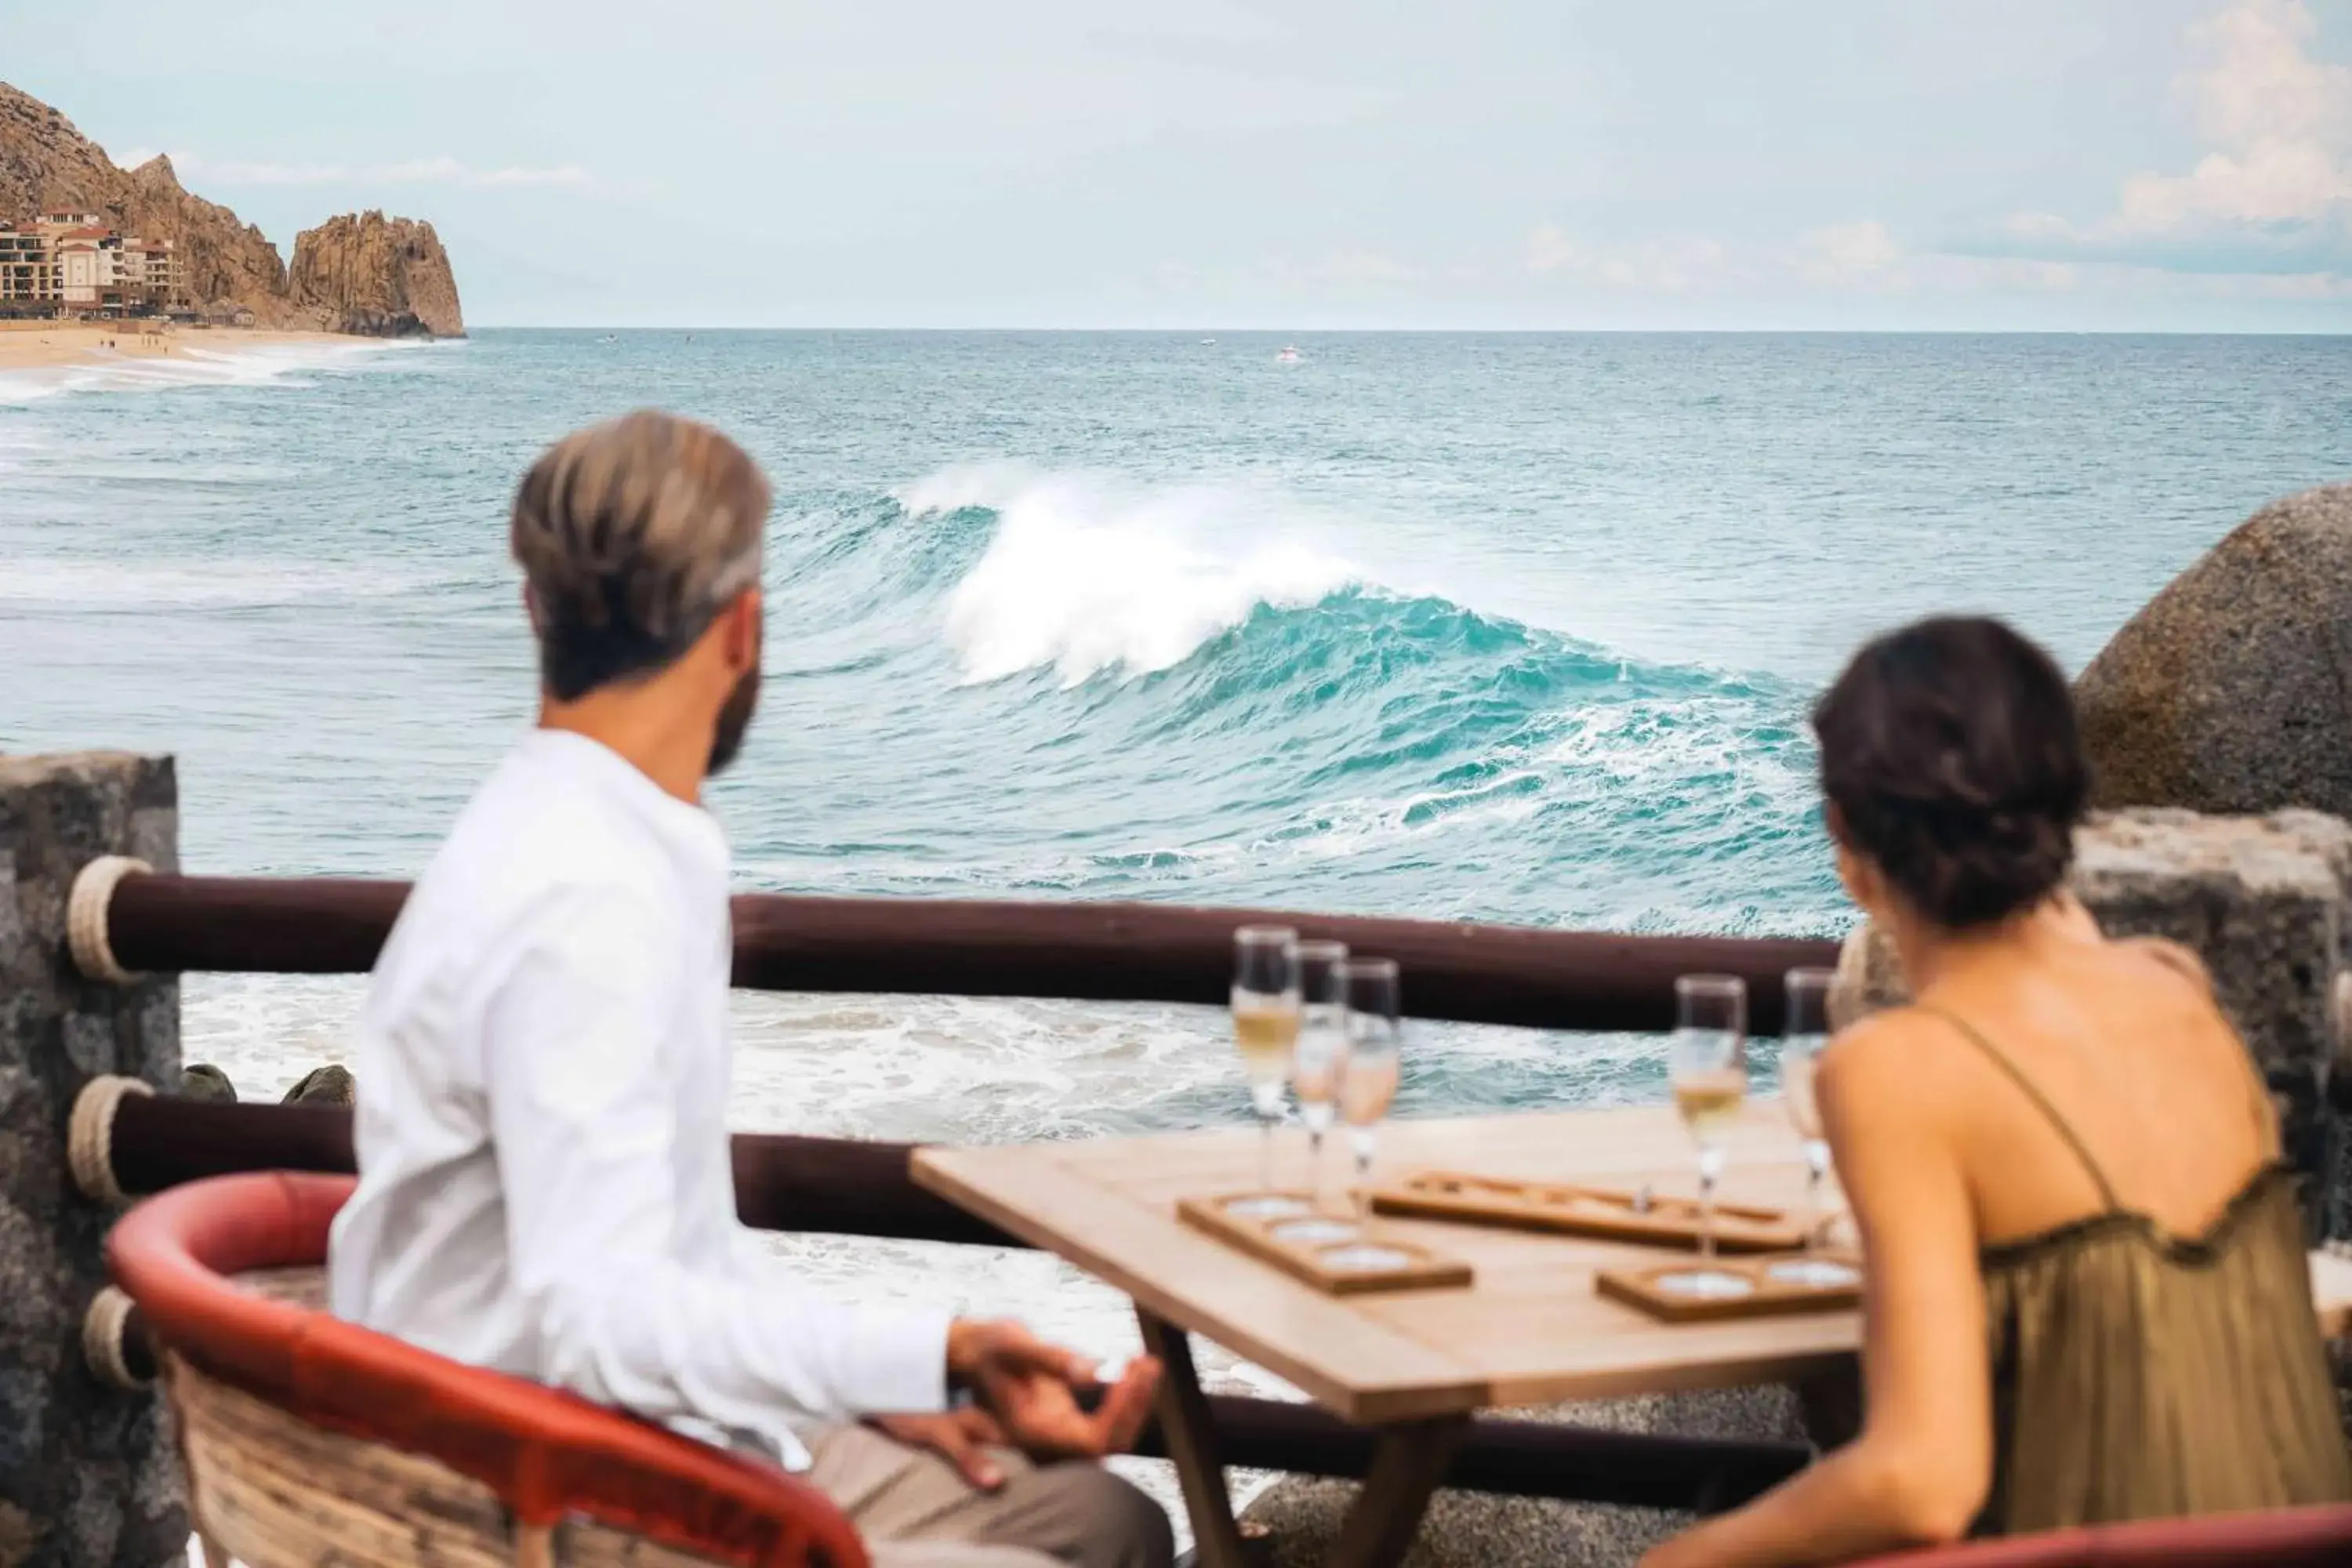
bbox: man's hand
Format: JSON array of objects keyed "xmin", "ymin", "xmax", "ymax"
[
  {"xmin": 946, "ymin": 1319, "xmax": 1161, "ymax": 1463},
  {"xmin": 870, "ymin": 1406, "xmax": 1015, "ymax": 1490}
]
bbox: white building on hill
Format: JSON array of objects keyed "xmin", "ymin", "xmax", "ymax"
[{"xmin": 1, "ymin": 215, "xmax": 180, "ymax": 313}]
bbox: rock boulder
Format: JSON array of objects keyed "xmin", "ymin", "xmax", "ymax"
[
  {"xmin": 180, "ymin": 1062, "xmax": 238, "ymax": 1102},
  {"xmin": 283, "ymin": 1062, "xmax": 357, "ymax": 1105},
  {"xmin": 288, "ymin": 210, "xmax": 465, "ymax": 338},
  {"xmin": 2074, "ymin": 484, "xmax": 2352, "ymax": 818}
]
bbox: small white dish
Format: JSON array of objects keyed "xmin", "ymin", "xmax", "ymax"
[{"xmin": 1651, "ymin": 1269, "xmax": 1757, "ymax": 1300}]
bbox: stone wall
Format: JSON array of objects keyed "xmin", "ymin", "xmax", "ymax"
[
  {"xmin": 1835, "ymin": 808, "xmax": 2352, "ymax": 1237},
  {"xmin": 0, "ymin": 753, "xmax": 185, "ymax": 1568}
]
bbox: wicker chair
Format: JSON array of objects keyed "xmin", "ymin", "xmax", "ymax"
[{"xmin": 107, "ymin": 1171, "xmax": 870, "ymax": 1568}]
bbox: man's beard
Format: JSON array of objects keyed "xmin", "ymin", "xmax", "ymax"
[{"xmin": 707, "ymin": 661, "xmax": 761, "ymax": 776}]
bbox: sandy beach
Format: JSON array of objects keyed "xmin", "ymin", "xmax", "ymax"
[{"xmin": 0, "ymin": 320, "xmax": 365, "ymax": 372}]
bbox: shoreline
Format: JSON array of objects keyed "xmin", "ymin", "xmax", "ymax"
[{"xmin": 0, "ymin": 321, "xmax": 376, "ymax": 372}]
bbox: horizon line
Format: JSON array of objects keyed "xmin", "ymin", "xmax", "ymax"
[{"xmin": 457, "ymin": 324, "xmax": 2352, "ymax": 338}]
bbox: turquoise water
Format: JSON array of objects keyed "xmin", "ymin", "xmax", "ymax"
[{"xmin": 3, "ymin": 331, "xmax": 2348, "ymax": 1396}]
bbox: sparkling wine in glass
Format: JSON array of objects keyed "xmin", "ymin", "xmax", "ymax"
[
  {"xmin": 1670, "ymin": 974, "xmax": 1748, "ymax": 1257},
  {"xmin": 1290, "ymin": 940, "xmax": 1349, "ymax": 1210},
  {"xmin": 1338, "ymin": 958, "xmax": 1401, "ymax": 1225},
  {"xmin": 1780, "ymin": 967, "xmax": 1835, "ymax": 1253},
  {"xmin": 1232, "ymin": 926, "xmax": 1301, "ymax": 1197}
]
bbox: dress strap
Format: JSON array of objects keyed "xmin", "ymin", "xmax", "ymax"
[{"xmin": 1915, "ymin": 1004, "xmax": 2122, "ymax": 1210}]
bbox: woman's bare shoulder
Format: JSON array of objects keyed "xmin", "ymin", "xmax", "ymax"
[
  {"xmin": 1816, "ymin": 1009, "xmax": 1975, "ymax": 1193},
  {"xmin": 1820, "ymin": 1006, "xmax": 1972, "ymax": 1106},
  {"xmin": 2111, "ymin": 934, "xmax": 2214, "ymax": 994}
]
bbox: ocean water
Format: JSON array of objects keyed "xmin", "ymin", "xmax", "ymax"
[{"xmin": 4, "ymin": 330, "xmax": 2349, "ymax": 1422}]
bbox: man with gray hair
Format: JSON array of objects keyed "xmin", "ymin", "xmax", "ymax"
[{"xmin": 330, "ymin": 411, "xmax": 1173, "ymax": 1568}]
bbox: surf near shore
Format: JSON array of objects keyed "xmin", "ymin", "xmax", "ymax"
[{"xmin": 0, "ymin": 319, "xmax": 368, "ymax": 372}]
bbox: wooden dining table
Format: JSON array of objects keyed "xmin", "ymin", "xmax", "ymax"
[{"xmin": 913, "ymin": 1101, "xmax": 2352, "ymax": 1568}]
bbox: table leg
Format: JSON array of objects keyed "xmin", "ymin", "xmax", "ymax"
[
  {"xmin": 1135, "ymin": 1306, "xmax": 1254, "ymax": 1568},
  {"xmin": 1323, "ymin": 1415, "xmax": 1471, "ymax": 1568}
]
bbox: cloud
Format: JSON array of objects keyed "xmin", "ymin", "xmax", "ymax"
[
  {"xmin": 111, "ymin": 147, "xmax": 597, "ymax": 191},
  {"xmin": 372, "ymin": 157, "xmax": 596, "ymax": 189},
  {"xmin": 1795, "ymin": 216, "xmax": 2352, "ymax": 302},
  {"xmin": 1148, "ymin": 251, "xmax": 1428, "ymax": 294},
  {"xmin": 1790, "ymin": 222, "xmax": 2082, "ymax": 294},
  {"xmin": 1969, "ymin": 0, "xmax": 2352, "ymax": 273},
  {"xmin": 1793, "ymin": 220, "xmax": 1903, "ymax": 284},
  {"xmin": 1520, "ymin": 208, "xmax": 2352, "ymax": 309},
  {"xmin": 1286, "ymin": 251, "xmax": 1426, "ymax": 285},
  {"xmin": 1524, "ymin": 223, "xmax": 1580, "ymax": 274},
  {"xmin": 1521, "ymin": 225, "xmax": 1745, "ymax": 292},
  {"xmin": 1516, "ymin": 9, "xmax": 2350, "ymax": 310}
]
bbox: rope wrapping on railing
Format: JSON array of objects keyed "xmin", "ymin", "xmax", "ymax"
[
  {"xmin": 67, "ymin": 855, "xmax": 153, "ymax": 985},
  {"xmin": 70, "ymin": 1073, "xmax": 154, "ymax": 1207},
  {"xmin": 81, "ymin": 1285, "xmax": 151, "ymax": 1391}
]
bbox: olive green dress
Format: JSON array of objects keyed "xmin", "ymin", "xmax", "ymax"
[{"xmin": 1922, "ymin": 1008, "xmax": 2352, "ymax": 1536}]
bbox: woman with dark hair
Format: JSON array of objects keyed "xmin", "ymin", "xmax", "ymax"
[{"xmin": 1643, "ymin": 615, "xmax": 2350, "ymax": 1567}]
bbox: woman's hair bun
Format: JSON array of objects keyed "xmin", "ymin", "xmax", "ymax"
[{"xmin": 1812, "ymin": 616, "xmax": 2087, "ymax": 930}]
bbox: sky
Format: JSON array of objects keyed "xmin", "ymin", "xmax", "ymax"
[{"xmin": 4, "ymin": 0, "xmax": 2350, "ymax": 330}]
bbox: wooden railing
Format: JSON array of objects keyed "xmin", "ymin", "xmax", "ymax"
[
  {"xmin": 107, "ymin": 873, "xmax": 1841, "ymax": 1033},
  {"xmin": 91, "ymin": 870, "xmax": 1841, "ymax": 1515}
]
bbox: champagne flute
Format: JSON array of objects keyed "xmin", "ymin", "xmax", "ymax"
[
  {"xmin": 1232, "ymin": 926, "xmax": 1301, "ymax": 1199},
  {"xmin": 1669, "ymin": 974, "xmax": 1748, "ymax": 1258},
  {"xmin": 1780, "ymin": 967, "xmax": 1835, "ymax": 1253},
  {"xmin": 1338, "ymin": 958, "xmax": 1402, "ymax": 1225},
  {"xmin": 1290, "ymin": 940, "xmax": 1349, "ymax": 1210}
]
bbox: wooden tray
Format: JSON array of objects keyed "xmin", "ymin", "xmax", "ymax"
[
  {"xmin": 1597, "ymin": 1254, "xmax": 1864, "ymax": 1323},
  {"xmin": 1177, "ymin": 1193, "xmax": 1474, "ymax": 1295},
  {"xmin": 1370, "ymin": 1171, "xmax": 1806, "ymax": 1254}
]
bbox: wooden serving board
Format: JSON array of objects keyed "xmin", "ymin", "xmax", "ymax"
[
  {"xmin": 1597, "ymin": 1254, "xmax": 1864, "ymax": 1323},
  {"xmin": 1369, "ymin": 1171, "xmax": 1807, "ymax": 1253},
  {"xmin": 1177, "ymin": 1193, "xmax": 1474, "ymax": 1296}
]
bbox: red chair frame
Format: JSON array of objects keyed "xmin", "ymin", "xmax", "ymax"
[
  {"xmin": 1844, "ymin": 1504, "xmax": 2352, "ymax": 1566},
  {"xmin": 107, "ymin": 1171, "xmax": 870, "ymax": 1568}
]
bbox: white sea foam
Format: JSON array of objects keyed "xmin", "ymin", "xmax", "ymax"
[
  {"xmin": 1541, "ymin": 696, "xmax": 1816, "ymax": 811},
  {"xmin": 1266, "ymin": 772, "xmax": 1552, "ymax": 859},
  {"xmin": 0, "ymin": 558, "xmax": 457, "ymax": 609},
  {"xmin": 902, "ymin": 465, "xmax": 1366, "ymax": 685},
  {"xmin": 0, "ymin": 369, "xmax": 69, "ymax": 405},
  {"xmin": 0, "ymin": 425, "xmax": 40, "ymax": 470},
  {"xmin": 0, "ymin": 335, "xmax": 417, "ymax": 405}
]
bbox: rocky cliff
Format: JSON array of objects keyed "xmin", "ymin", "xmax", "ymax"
[
  {"xmin": 288, "ymin": 212, "xmax": 463, "ymax": 337},
  {"xmin": 0, "ymin": 80, "xmax": 463, "ymax": 336}
]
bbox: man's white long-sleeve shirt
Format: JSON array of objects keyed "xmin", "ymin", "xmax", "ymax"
[{"xmin": 328, "ymin": 728, "xmax": 951, "ymax": 1468}]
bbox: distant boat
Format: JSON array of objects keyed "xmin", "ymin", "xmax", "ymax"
[
  {"xmin": 1200, "ymin": 337, "xmax": 1216, "ymax": 345},
  {"xmin": 596, "ymin": 334, "xmax": 618, "ymax": 344},
  {"xmin": 1276, "ymin": 344, "xmax": 1301, "ymax": 364}
]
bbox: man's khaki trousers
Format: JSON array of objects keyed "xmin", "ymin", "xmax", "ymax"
[{"xmin": 806, "ymin": 1425, "xmax": 1175, "ymax": 1568}]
